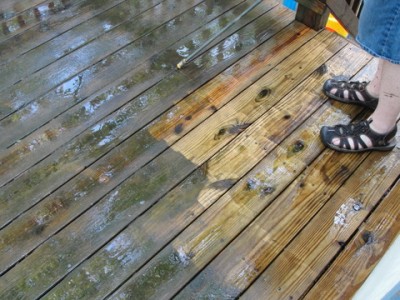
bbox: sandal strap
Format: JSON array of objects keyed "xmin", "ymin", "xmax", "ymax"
[
  {"xmin": 324, "ymin": 120, "xmax": 397, "ymax": 151},
  {"xmin": 334, "ymin": 81, "xmax": 369, "ymax": 97},
  {"xmin": 323, "ymin": 79, "xmax": 379, "ymax": 110}
]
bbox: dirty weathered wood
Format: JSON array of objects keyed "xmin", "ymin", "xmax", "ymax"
[
  {"xmin": 295, "ymin": 0, "xmax": 329, "ymax": 32},
  {"xmin": 0, "ymin": 0, "xmax": 280, "ymax": 278},
  {"xmin": 0, "ymin": 0, "xmax": 46, "ymax": 16},
  {"xmin": 0, "ymin": 0, "xmax": 49, "ymax": 30},
  {"xmin": 0, "ymin": 0, "xmax": 77, "ymax": 42},
  {"xmin": 0, "ymin": 0, "xmax": 270, "ymax": 231},
  {"xmin": 0, "ymin": 0, "xmax": 164, "ymax": 91},
  {"xmin": 0, "ymin": 0, "xmax": 242, "ymax": 153},
  {"xmin": 0, "ymin": 0, "xmax": 127, "ymax": 64},
  {"xmin": 0, "ymin": 0, "xmax": 207, "ymax": 121},
  {"xmin": 0, "ymin": 0, "xmax": 227, "ymax": 225}
]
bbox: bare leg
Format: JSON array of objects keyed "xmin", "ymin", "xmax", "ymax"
[
  {"xmin": 368, "ymin": 59, "xmax": 400, "ymax": 133},
  {"xmin": 366, "ymin": 59, "xmax": 383, "ymax": 98}
]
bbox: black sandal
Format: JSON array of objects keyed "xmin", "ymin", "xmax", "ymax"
[
  {"xmin": 320, "ymin": 119, "xmax": 397, "ymax": 152},
  {"xmin": 323, "ymin": 79, "xmax": 379, "ymax": 110}
]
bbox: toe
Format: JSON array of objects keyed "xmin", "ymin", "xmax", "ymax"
[
  {"xmin": 323, "ymin": 79, "xmax": 335, "ymax": 93},
  {"xmin": 320, "ymin": 126, "xmax": 333, "ymax": 147}
]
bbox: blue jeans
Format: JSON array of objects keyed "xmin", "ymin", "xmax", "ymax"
[{"xmin": 356, "ymin": 0, "xmax": 400, "ymax": 64}]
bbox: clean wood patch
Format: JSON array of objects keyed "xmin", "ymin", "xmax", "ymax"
[{"xmin": 304, "ymin": 179, "xmax": 400, "ymax": 299}]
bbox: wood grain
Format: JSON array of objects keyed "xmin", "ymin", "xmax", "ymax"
[
  {"xmin": 0, "ymin": 1, "xmax": 398, "ymax": 299},
  {"xmin": 242, "ymin": 130, "xmax": 399, "ymax": 300},
  {"xmin": 106, "ymin": 30, "xmax": 352, "ymax": 300},
  {"xmin": 303, "ymin": 179, "xmax": 400, "ymax": 299}
]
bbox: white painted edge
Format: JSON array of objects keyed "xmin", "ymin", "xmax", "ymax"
[{"xmin": 352, "ymin": 234, "xmax": 400, "ymax": 300}]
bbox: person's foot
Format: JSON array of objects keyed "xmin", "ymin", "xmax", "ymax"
[
  {"xmin": 323, "ymin": 79, "xmax": 379, "ymax": 110},
  {"xmin": 320, "ymin": 119, "xmax": 397, "ymax": 152}
]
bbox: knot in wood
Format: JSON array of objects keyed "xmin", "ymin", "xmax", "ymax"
[
  {"xmin": 293, "ymin": 140, "xmax": 305, "ymax": 152},
  {"xmin": 362, "ymin": 231, "xmax": 374, "ymax": 245},
  {"xmin": 255, "ymin": 88, "xmax": 272, "ymax": 102},
  {"xmin": 315, "ymin": 63, "xmax": 328, "ymax": 76}
]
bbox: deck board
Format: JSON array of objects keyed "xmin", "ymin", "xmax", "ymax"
[
  {"xmin": 0, "ymin": 0, "xmax": 247, "ymax": 175},
  {"xmin": 242, "ymin": 130, "xmax": 400, "ymax": 299},
  {"xmin": 0, "ymin": 0, "xmax": 210, "ymax": 120},
  {"xmin": 304, "ymin": 180, "xmax": 400, "ymax": 299},
  {"xmin": 0, "ymin": 0, "xmax": 127, "ymax": 63},
  {"xmin": 0, "ymin": 0, "xmax": 398, "ymax": 299},
  {"xmin": 0, "ymin": 0, "xmax": 154, "ymax": 91}
]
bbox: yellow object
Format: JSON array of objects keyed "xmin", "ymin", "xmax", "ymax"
[{"xmin": 326, "ymin": 14, "xmax": 348, "ymax": 37}]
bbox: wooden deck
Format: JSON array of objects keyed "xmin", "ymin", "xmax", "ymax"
[{"xmin": 0, "ymin": 0, "xmax": 399, "ymax": 299}]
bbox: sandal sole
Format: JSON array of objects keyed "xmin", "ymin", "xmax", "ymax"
[
  {"xmin": 320, "ymin": 128, "xmax": 397, "ymax": 153},
  {"xmin": 323, "ymin": 142, "xmax": 396, "ymax": 153}
]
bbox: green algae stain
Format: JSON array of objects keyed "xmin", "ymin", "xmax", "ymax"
[
  {"xmin": 112, "ymin": 248, "xmax": 187, "ymax": 299},
  {"xmin": 175, "ymin": 268, "xmax": 241, "ymax": 300},
  {"xmin": 3, "ymin": 248, "xmax": 71, "ymax": 299},
  {"xmin": 44, "ymin": 158, "xmax": 209, "ymax": 300},
  {"xmin": 45, "ymin": 232, "xmax": 153, "ymax": 300},
  {"xmin": 59, "ymin": 69, "xmax": 154, "ymax": 131}
]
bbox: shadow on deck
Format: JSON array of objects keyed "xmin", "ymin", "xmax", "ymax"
[{"xmin": 0, "ymin": 0, "xmax": 399, "ymax": 299}]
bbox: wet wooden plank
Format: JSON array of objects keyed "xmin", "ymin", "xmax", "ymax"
[
  {"xmin": 0, "ymin": 0, "xmax": 196, "ymax": 148},
  {"xmin": 0, "ymin": 0, "xmax": 246, "ymax": 152},
  {"xmin": 0, "ymin": 0, "xmax": 46, "ymax": 19},
  {"xmin": 0, "ymin": 0, "xmax": 127, "ymax": 64},
  {"xmin": 0, "ymin": 0, "xmax": 208, "ymax": 121},
  {"xmin": 170, "ymin": 47, "xmax": 375, "ymax": 300},
  {"xmin": 88, "ymin": 30, "xmax": 349, "ymax": 299},
  {"xmin": 241, "ymin": 133, "xmax": 399, "ymax": 300},
  {"xmin": 0, "ymin": 0, "xmax": 164, "ymax": 91},
  {"xmin": 0, "ymin": 0, "xmax": 85, "ymax": 43},
  {"xmin": 0, "ymin": 0, "xmax": 263, "ymax": 229},
  {"xmin": 303, "ymin": 180, "xmax": 400, "ymax": 299},
  {"xmin": 0, "ymin": 0, "xmax": 280, "ymax": 276},
  {"xmin": 0, "ymin": 0, "xmax": 44, "ymax": 11}
]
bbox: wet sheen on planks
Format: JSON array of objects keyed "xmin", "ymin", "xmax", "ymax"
[{"xmin": 0, "ymin": 0, "xmax": 399, "ymax": 299}]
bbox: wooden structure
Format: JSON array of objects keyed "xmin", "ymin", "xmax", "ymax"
[
  {"xmin": 0, "ymin": 0, "xmax": 398, "ymax": 299},
  {"xmin": 296, "ymin": 0, "xmax": 363, "ymax": 36}
]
